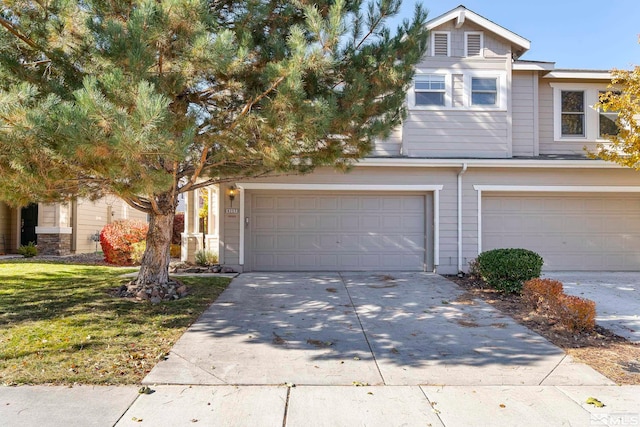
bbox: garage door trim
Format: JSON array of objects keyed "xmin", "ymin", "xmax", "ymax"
[
  {"xmin": 236, "ymin": 183, "xmax": 444, "ymax": 267},
  {"xmin": 473, "ymin": 185, "xmax": 640, "ymax": 255}
]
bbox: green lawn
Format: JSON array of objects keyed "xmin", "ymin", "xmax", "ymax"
[{"xmin": 0, "ymin": 262, "xmax": 231, "ymax": 385}]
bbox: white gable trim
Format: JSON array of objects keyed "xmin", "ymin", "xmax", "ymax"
[{"xmin": 426, "ymin": 6, "xmax": 530, "ymax": 52}]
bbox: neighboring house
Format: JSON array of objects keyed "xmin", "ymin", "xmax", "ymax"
[
  {"xmin": 0, "ymin": 198, "xmax": 146, "ymax": 255},
  {"xmin": 180, "ymin": 5, "xmax": 637, "ymax": 274}
]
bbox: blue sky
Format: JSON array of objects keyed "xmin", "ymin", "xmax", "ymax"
[{"xmin": 392, "ymin": 0, "xmax": 640, "ymax": 70}]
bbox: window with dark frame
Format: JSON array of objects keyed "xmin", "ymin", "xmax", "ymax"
[
  {"xmin": 598, "ymin": 91, "xmax": 620, "ymax": 138},
  {"xmin": 561, "ymin": 91, "xmax": 585, "ymax": 137}
]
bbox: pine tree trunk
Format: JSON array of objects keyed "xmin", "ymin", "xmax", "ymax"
[{"xmin": 135, "ymin": 209, "xmax": 175, "ymax": 287}]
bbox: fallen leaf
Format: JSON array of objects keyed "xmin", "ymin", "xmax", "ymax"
[
  {"xmin": 586, "ymin": 397, "xmax": 605, "ymax": 407},
  {"xmin": 131, "ymin": 417, "xmax": 143, "ymax": 422},
  {"xmin": 352, "ymin": 381, "xmax": 369, "ymax": 386},
  {"xmin": 499, "ymin": 404, "xmax": 506, "ymax": 408},
  {"xmin": 138, "ymin": 386, "xmax": 153, "ymax": 394}
]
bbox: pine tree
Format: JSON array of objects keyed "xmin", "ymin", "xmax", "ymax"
[{"xmin": 0, "ymin": 0, "xmax": 428, "ymax": 291}]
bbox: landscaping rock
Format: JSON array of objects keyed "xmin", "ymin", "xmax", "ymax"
[{"xmin": 115, "ymin": 280, "xmax": 188, "ymax": 303}]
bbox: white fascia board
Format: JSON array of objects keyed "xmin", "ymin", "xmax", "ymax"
[
  {"xmin": 474, "ymin": 185, "xmax": 640, "ymax": 192},
  {"xmin": 544, "ymin": 71, "xmax": 612, "ymax": 80},
  {"xmin": 357, "ymin": 158, "xmax": 624, "ymax": 169},
  {"xmin": 426, "ymin": 7, "xmax": 530, "ymax": 52},
  {"xmin": 236, "ymin": 183, "xmax": 444, "ymax": 191},
  {"xmin": 512, "ymin": 62, "xmax": 555, "ymax": 71}
]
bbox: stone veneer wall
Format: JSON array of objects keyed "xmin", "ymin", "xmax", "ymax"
[{"xmin": 37, "ymin": 234, "xmax": 71, "ymax": 255}]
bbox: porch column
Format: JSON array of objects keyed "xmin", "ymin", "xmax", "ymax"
[
  {"xmin": 181, "ymin": 190, "xmax": 202, "ymax": 263},
  {"xmin": 35, "ymin": 203, "xmax": 72, "ymax": 255}
]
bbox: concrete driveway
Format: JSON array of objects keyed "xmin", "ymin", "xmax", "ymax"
[
  {"xmin": 543, "ymin": 272, "xmax": 640, "ymax": 343},
  {"xmin": 145, "ymin": 272, "xmax": 610, "ymax": 387}
]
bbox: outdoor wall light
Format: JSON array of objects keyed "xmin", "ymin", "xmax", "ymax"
[{"xmin": 228, "ymin": 185, "xmax": 237, "ymax": 206}]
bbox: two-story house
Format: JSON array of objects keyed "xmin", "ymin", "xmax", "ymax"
[
  {"xmin": 16, "ymin": 6, "xmax": 620, "ymax": 274},
  {"xmin": 190, "ymin": 5, "xmax": 636, "ymax": 274}
]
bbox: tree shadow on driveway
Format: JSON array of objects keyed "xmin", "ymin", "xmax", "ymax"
[{"xmin": 144, "ymin": 272, "xmax": 608, "ymax": 386}]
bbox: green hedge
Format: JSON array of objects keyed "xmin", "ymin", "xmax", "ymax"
[{"xmin": 476, "ymin": 248, "xmax": 543, "ymax": 293}]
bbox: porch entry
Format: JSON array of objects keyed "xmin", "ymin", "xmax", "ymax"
[{"xmin": 20, "ymin": 203, "xmax": 38, "ymax": 246}]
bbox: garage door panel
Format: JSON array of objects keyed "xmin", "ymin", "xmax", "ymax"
[
  {"xmin": 251, "ymin": 193, "xmax": 426, "ymax": 271},
  {"xmin": 483, "ymin": 193, "xmax": 640, "ymax": 271},
  {"xmin": 276, "ymin": 197, "xmax": 296, "ymax": 210}
]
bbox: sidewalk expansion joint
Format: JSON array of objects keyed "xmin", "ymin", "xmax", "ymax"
[
  {"xmin": 339, "ymin": 272, "xmax": 387, "ymax": 386},
  {"xmin": 538, "ymin": 353, "xmax": 566, "ymax": 386}
]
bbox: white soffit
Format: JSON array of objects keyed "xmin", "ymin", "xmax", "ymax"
[{"xmin": 544, "ymin": 70, "xmax": 613, "ymax": 80}]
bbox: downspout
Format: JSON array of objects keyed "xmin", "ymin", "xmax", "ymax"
[{"xmin": 457, "ymin": 163, "xmax": 468, "ymax": 275}]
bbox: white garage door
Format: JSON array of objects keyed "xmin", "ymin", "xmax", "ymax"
[
  {"xmin": 250, "ymin": 192, "xmax": 426, "ymax": 271},
  {"xmin": 483, "ymin": 193, "xmax": 640, "ymax": 270}
]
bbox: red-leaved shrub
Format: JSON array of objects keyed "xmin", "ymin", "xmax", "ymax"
[
  {"xmin": 522, "ymin": 278, "xmax": 564, "ymax": 311},
  {"xmin": 100, "ymin": 219, "xmax": 149, "ymax": 265},
  {"xmin": 555, "ymin": 295, "xmax": 596, "ymax": 332},
  {"xmin": 172, "ymin": 213, "xmax": 184, "ymax": 245}
]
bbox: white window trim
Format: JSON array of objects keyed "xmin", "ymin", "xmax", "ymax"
[
  {"xmin": 409, "ymin": 70, "xmax": 452, "ymax": 109},
  {"xmin": 431, "ymin": 31, "xmax": 450, "ymax": 57},
  {"xmin": 550, "ymin": 83, "xmax": 617, "ymax": 142},
  {"xmin": 464, "ymin": 31, "xmax": 484, "ymax": 57},
  {"xmin": 464, "ymin": 71, "xmax": 507, "ymax": 110}
]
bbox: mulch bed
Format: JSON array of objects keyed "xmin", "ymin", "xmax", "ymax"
[{"xmin": 446, "ymin": 275, "xmax": 640, "ymax": 385}]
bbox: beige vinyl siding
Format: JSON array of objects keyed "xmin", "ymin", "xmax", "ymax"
[
  {"xmin": 74, "ymin": 198, "xmax": 147, "ymax": 253},
  {"xmin": 511, "ymin": 72, "xmax": 535, "ymax": 156},
  {"xmin": 403, "ymin": 111, "xmax": 509, "ymax": 158},
  {"xmin": 371, "ymin": 125, "xmax": 402, "ymax": 156}
]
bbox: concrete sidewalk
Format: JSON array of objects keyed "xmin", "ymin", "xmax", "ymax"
[
  {"xmin": 2, "ymin": 272, "xmax": 639, "ymax": 426},
  {"xmin": 3, "ymin": 383, "xmax": 639, "ymax": 426}
]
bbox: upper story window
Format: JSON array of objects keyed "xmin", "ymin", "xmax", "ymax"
[
  {"xmin": 415, "ymin": 74, "xmax": 446, "ymax": 106},
  {"xmin": 431, "ymin": 32, "xmax": 450, "ymax": 57},
  {"xmin": 561, "ymin": 91, "xmax": 585, "ymax": 137},
  {"xmin": 410, "ymin": 72, "xmax": 451, "ymax": 108},
  {"xmin": 465, "ymin": 32, "xmax": 484, "ymax": 57},
  {"xmin": 471, "ymin": 77, "xmax": 497, "ymax": 106},
  {"xmin": 551, "ymin": 83, "xmax": 619, "ymax": 142},
  {"xmin": 598, "ymin": 91, "xmax": 620, "ymax": 138}
]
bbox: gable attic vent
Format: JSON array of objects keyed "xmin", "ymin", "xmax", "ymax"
[
  {"xmin": 433, "ymin": 33, "xmax": 449, "ymax": 56},
  {"xmin": 466, "ymin": 33, "xmax": 482, "ymax": 57}
]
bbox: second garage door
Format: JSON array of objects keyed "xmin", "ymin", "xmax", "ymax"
[
  {"xmin": 482, "ymin": 193, "xmax": 640, "ymax": 270},
  {"xmin": 249, "ymin": 192, "xmax": 427, "ymax": 271}
]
